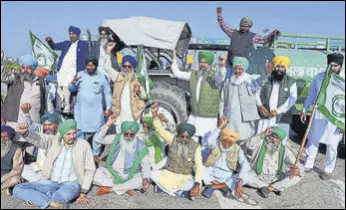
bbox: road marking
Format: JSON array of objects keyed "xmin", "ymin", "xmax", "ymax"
[
  {"xmin": 330, "ymin": 179, "xmax": 345, "ymax": 209},
  {"xmin": 214, "ymin": 191, "xmax": 262, "ymax": 209}
]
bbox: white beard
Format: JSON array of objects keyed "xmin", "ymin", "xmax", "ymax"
[{"xmin": 1, "ymin": 141, "xmax": 12, "ymax": 159}]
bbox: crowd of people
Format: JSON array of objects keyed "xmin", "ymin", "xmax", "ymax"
[{"xmin": 1, "ymin": 7, "xmax": 345, "ymax": 209}]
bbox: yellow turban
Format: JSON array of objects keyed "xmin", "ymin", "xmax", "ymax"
[
  {"xmin": 272, "ymin": 56, "xmax": 291, "ymax": 69},
  {"xmin": 221, "ymin": 128, "xmax": 240, "ymax": 143}
]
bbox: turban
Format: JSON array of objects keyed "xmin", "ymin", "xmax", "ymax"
[
  {"xmin": 142, "ymin": 117, "xmax": 154, "ymax": 130},
  {"xmin": 41, "ymin": 113, "xmax": 61, "ymax": 125},
  {"xmin": 98, "ymin": 26, "xmax": 111, "ymax": 35},
  {"xmin": 19, "ymin": 55, "xmax": 38, "ymax": 70},
  {"xmin": 327, "ymin": 53, "xmax": 344, "ymax": 67},
  {"xmin": 220, "ymin": 128, "xmax": 240, "ymax": 143},
  {"xmin": 35, "ymin": 67, "xmax": 49, "ymax": 78},
  {"xmin": 68, "ymin": 26, "xmax": 81, "ymax": 36},
  {"xmin": 232, "ymin": 56, "xmax": 249, "ymax": 71},
  {"xmin": 121, "ymin": 121, "xmax": 140, "ymax": 133},
  {"xmin": 272, "ymin": 56, "xmax": 291, "ymax": 69},
  {"xmin": 240, "ymin": 17, "xmax": 253, "ymax": 28},
  {"xmin": 1, "ymin": 125, "xmax": 15, "ymax": 139},
  {"xmin": 198, "ymin": 51, "xmax": 214, "ymax": 66},
  {"xmin": 272, "ymin": 126, "xmax": 287, "ymax": 141},
  {"xmin": 58, "ymin": 119, "xmax": 77, "ymax": 137},
  {"xmin": 85, "ymin": 57, "xmax": 99, "ymax": 68},
  {"xmin": 176, "ymin": 123, "xmax": 196, "ymax": 138},
  {"xmin": 122, "ymin": 55, "xmax": 137, "ymax": 69}
]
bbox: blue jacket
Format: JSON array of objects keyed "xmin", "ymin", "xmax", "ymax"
[{"xmin": 47, "ymin": 40, "xmax": 89, "ymax": 72}]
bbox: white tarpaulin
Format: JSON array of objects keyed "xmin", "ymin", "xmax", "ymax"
[{"xmin": 102, "ymin": 16, "xmax": 192, "ymax": 57}]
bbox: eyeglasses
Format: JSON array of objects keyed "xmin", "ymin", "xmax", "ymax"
[
  {"xmin": 124, "ymin": 132, "xmax": 135, "ymax": 138},
  {"xmin": 123, "ymin": 65, "xmax": 133, "ymax": 69}
]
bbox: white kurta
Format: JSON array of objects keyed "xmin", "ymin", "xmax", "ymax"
[{"xmin": 57, "ymin": 41, "xmax": 78, "ymax": 87}]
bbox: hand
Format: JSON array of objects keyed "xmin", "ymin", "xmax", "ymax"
[
  {"xmin": 1, "ymin": 50, "xmax": 4, "ymax": 61},
  {"xmin": 142, "ymin": 178, "xmax": 150, "ymax": 192},
  {"xmin": 151, "ymin": 103, "xmax": 159, "ymax": 118},
  {"xmin": 265, "ymin": 60, "xmax": 274, "ymax": 76},
  {"xmin": 107, "ymin": 41, "xmax": 116, "ymax": 54},
  {"xmin": 71, "ymin": 74, "xmax": 81, "ymax": 84},
  {"xmin": 190, "ymin": 183, "xmax": 200, "ymax": 198},
  {"xmin": 218, "ymin": 55, "xmax": 227, "ymax": 68},
  {"xmin": 16, "ymin": 123, "xmax": 29, "ymax": 135},
  {"xmin": 158, "ymin": 113, "xmax": 169, "ymax": 123},
  {"xmin": 235, "ymin": 181, "xmax": 243, "ymax": 199},
  {"xmin": 290, "ymin": 166, "xmax": 300, "ymax": 179},
  {"xmin": 217, "ymin": 7, "xmax": 222, "ymax": 13},
  {"xmin": 264, "ymin": 127, "xmax": 274, "ymax": 137},
  {"xmin": 45, "ymin": 37, "xmax": 52, "ymax": 42},
  {"xmin": 270, "ymin": 110, "xmax": 279, "ymax": 117},
  {"xmin": 21, "ymin": 103, "xmax": 32, "ymax": 114},
  {"xmin": 104, "ymin": 110, "xmax": 112, "ymax": 118},
  {"xmin": 76, "ymin": 194, "xmax": 90, "ymax": 206},
  {"xmin": 106, "ymin": 114, "xmax": 117, "ymax": 127},
  {"xmin": 218, "ymin": 116, "xmax": 228, "ymax": 130},
  {"xmin": 300, "ymin": 112, "xmax": 307, "ymax": 124},
  {"xmin": 259, "ymin": 105, "xmax": 271, "ymax": 118},
  {"xmin": 134, "ymin": 83, "xmax": 141, "ymax": 96}
]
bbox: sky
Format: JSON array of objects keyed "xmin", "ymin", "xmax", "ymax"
[{"xmin": 1, "ymin": 1, "xmax": 345, "ymax": 58}]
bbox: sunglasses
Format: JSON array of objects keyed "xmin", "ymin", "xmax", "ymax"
[{"xmin": 123, "ymin": 65, "xmax": 133, "ymax": 69}]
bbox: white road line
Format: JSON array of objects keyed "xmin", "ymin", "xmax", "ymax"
[
  {"xmin": 214, "ymin": 191, "xmax": 262, "ymax": 209},
  {"xmin": 330, "ymin": 179, "xmax": 345, "ymax": 209}
]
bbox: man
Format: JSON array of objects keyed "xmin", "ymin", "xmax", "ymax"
[
  {"xmin": 112, "ymin": 55, "xmax": 147, "ymax": 133},
  {"xmin": 93, "ymin": 116, "xmax": 151, "ymax": 196},
  {"xmin": 1, "ymin": 125, "xmax": 24, "ymax": 196},
  {"xmin": 91, "ymin": 26, "xmax": 125, "ymax": 82},
  {"xmin": 13, "ymin": 119, "xmax": 96, "ymax": 209},
  {"xmin": 257, "ymin": 56, "xmax": 297, "ymax": 135},
  {"xmin": 245, "ymin": 126, "xmax": 302, "ymax": 198},
  {"xmin": 69, "ymin": 57, "xmax": 112, "ymax": 164},
  {"xmin": 217, "ymin": 7, "xmax": 281, "ymax": 80},
  {"xmin": 219, "ymin": 56, "xmax": 265, "ymax": 142},
  {"xmin": 150, "ymin": 103, "xmax": 203, "ymax": 200},
  {"xmin": 202, "ymin": 117, "xmax": 256, "ymax": 205},
  {"xmin": 46, "ymin": 26, "xmax": 89, "ymax": 118},
  {"xmin": 1, "ymin": 53, "xmax": 46, "ymax": 125},
  {"xmin": 171, "ymin": 50, "xmax": 222, "ymax": 140},
  {"xmin": 301, "ymin": 53, "xmax": 345, "ymax": 180}
]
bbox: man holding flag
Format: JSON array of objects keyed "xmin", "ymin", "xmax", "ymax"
[{"xmin": 301, "ymin": 53, "xmax": 345, "ymax": 180}]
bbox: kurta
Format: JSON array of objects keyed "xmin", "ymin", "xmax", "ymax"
[{"xmin": 57, "ymin": 41, "xmax": 78, "ymax": 87}]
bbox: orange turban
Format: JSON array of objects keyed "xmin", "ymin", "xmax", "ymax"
[{"xmin": 221, "ymin": 128, "xmax": 240, "ymax": 143}]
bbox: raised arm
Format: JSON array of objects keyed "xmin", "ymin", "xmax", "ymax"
[{"xmin": 217, "ymin": 7, "xmax": 236, "ymax": 38}]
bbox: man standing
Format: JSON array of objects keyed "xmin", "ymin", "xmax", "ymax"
[
  {"xmin": 93, "ymin": 116, "xmax": 151, "ymax": 196},
  {"xmin": 301, "ymin": 53, "xmax": 345, "ymax": 180},
  {"xmin": 151, "ymin": 103, "xmax": 203, "ymax": 200},
  {"xmin": 69, "ymin": 58, "xmax": 112, "ymax": 164},
  {"xmin": 1, "ymin": 125, "xmax": 24, "ymax": 196},
  {"xmin": 217, "ymin": 7, "xmax": 281, "ymax": 80},
  {"xmin": 257, "ymin": 56, "xmax": 297, "ymax": 135},
  {"xmin": 14, "ymin": 120, "xmax": 95, "ymax": 208},
  {"xmin": 46, "ymin": 26, "xmax": 89, "ymax": 118},
  {"xmin": 171, "ymin": 50, "xmax": 222, "ymax": 141}
]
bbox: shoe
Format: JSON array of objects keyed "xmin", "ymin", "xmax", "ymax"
[
  {"xmin": 257, "ymin": 187, "xmax": 270, "ymax": 199},
  {"xmin": 97, "ymin": 187, "xmax": 113, "ymax": 195},
  {"xmin": 3, "ymin": 188, "xmax": 13, "ymax": 196},
  {"xmin": 201, "ymin": 187, "xmax": 214, "ymax": 199},
  {"xmin": 26, "ymin": 201, "xmax": 35, "ymax": 207},
  {"xmin": 220, "ymin": 187, "xmax": 231, "ymax": 198},
  {"xmin": 319, "ymin": 172, "xmax": 332, "ymax": 180}
]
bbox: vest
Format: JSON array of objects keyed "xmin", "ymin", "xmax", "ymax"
[
  {"xmin": 228, "ymin": 30, "xmax": 255, "ymax": 65},
  {"xmin": 190, "ymin": 70, "xmax": 221, "ymax": 118},
  {"xmin": 260, "ymin": 75, "xmax": 296, "ymax": 124},
  {"xmin": 165, "ymin": 138, "xmax": 199, "ymax": 175},
  {"xmin": 204, "ymin": 142, "xmax": 241, "ymax": 172},
  {"xmin": 1, "ymin": 143, "xmax": 20, "ymax": 174}
]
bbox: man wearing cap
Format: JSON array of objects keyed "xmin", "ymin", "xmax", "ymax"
[
  {"xmin": 150, "ymin": 103, "xmax": 203, "ymax": 200},
  {"xmin": 69, "ymin": 57, "xmax": 112, "ymax": 164},
  {"xmin": 301, "ymin": 53, "xmax": 345, "ymax": 180},
  {"xmin": 14, "ymin": 119, "xmax": 96, "ymax": 208},
  {"xmin": 93, "ymin": 116, "xmax": 151, "ymax": 196},
  {"xmin": 217, "ymin": 7, "xmax": 281, "ymax": 80},
  {"xmin": 1, "ymin": 125, "xmax": 24, "ymax": 196},
  {"xmin": 1, "ymin": 53, "xmax": 46, "ymax": 125},
  {"xmin": 245, "ymin": 126, "xmax": 302, "ymax": 199},
  {"xmin": 171, "ymin": 50, "xmax": 222, "ymax": 141},
  {"xmin": 220, "ymin": 56, "xmax": 266, "ymax": 143},
  {"xmin": 46, "ymin": 26, "xmax": 89, "ymax": 118},
  {"xmin": 256, "ymin": 56, "xmax": 297, "ymax": 135},
  {"xmin": 201, "ymin": 117, "xmax": 256, "ymax": 204},
  {"xmin": 112, "ymin": 55, "xmax": 147, "ymax": 133}
]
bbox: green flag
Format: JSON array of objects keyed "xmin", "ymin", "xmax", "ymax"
[
  {"xmin": 316, "ymin": 67, "xmax": 345, "ymax": 130},
  {"xmin": 136, "ymin": 45, "xmax": 153, "ymax": 101},
  {"xmin": 30, "ymin": 31, "xmax": 58, "ymax": 73}
]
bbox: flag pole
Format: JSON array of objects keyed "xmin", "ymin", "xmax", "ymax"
[{"xmin": 294, "ymin": 65, "xmax": 331, "ymax": 168}]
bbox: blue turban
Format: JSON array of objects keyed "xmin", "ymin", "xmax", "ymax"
[
  {"xmin": 68, "ymin": 26, "xmax": 81, "ymax": 36},
  {"xmin": 41, "ymin": 112, "xmax": 61, "ymax": 125},
  {"xmin": 1, "ymin": 125, "xmax": 16, "ymax": 139},
  {"xmin": 19, "ymin": 55, "xmax": 38, "ymax": 70},
  {"xmin": 122, "ymin": 55, "xmax": 137, "ymax": 69}
]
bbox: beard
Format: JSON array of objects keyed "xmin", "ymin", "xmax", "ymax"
[
  {"xmin": 1, "ymin": 141, "xmax": 12, "ymax": 159},
  {"xmin": 70, "ymin": 37, "xmax": 79, "ymax": 43},
  {"xmin": 100, "ymin": 38, "xmax": 108, "ymax": 46},
  {"xmin": 121, "ymin": 137, "xmax": 136, "ymax": 153},
  {"xmin": 123, "ymin": 71, "xmax": 133, "ymax": 82},
  {"xmin": 177, "ymin": 141, "xmax": 190, "ymax": 160},
  {"xmin": 44, "ymin": 129, "xmax": 57, "ymax": 135},
  {"xmin": 22, "ymin": 72, "xmax": 34, "ymax": 82},
  {"xmin": 265, "ymin": 139, "xmax": 280, "ymax": 156},
  {"xmin": 272, "ymin": 71, "xmax": 285, "ymax": 81}
]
